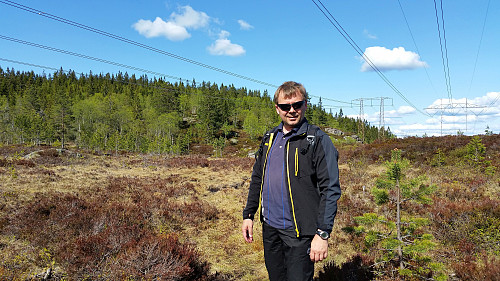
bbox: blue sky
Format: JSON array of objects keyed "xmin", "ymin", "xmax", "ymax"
[{"xmin": 1, "ymin": 0, "xmax": 498, "ymax": 137}]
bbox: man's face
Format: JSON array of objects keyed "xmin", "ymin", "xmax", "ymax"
[{"xmin": 275, "ymin": 91, "xmax": 307, "ymax": 131}]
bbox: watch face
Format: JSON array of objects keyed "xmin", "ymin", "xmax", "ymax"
[{"xmin": 317, "ymin": 230, "xmax": 329, "ymax": 239}]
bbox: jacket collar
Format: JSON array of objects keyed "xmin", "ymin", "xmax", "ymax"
[
  {"xmin": 295, "ymin": 118, "xmax": 310, "ymax": 135},
  {"xmin": 275, "ymin": 118, "xmax": 310, "ymax": 136}
]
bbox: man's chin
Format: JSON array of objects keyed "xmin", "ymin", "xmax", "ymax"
[{"xmin": 285, "ymin": 119, "xmax": 299, "ymax": 127}]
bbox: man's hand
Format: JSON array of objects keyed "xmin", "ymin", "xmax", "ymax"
[
  {"xmin": 242, "ymin": 219, "xmax": 254, "ymax": 243},
  {"xmin": 309, "ymin": 235, "xmax": 328, "ymax": 262}
]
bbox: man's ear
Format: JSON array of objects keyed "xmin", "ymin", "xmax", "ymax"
[{"xmin": 275, "ymin": 104, "xmax": 280, "ymax": 114}]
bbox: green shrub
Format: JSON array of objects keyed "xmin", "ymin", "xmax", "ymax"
[{"xmin": 345, "ymin": 149, "xmax": 445, "ymax": 280}]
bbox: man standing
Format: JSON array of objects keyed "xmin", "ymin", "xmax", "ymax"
[{"xmin": 242, "ymin": 81, "xmax": 341, "ymax": 281}]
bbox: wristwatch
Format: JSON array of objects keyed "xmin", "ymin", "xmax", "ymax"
[{"xmin": 316, "ymin": 229, "xmax": 330, "ymax": 240}]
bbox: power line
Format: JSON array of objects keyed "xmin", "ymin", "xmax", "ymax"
[
  {"xmin": 2, "ymin": 57, "xmax": 367, "ymax": 128},
  {"xmin": 0, "ymin": 34, "xmax": 355, "ymax": 108},
  {"xmin": 396, "ymin": 0, "xmax": 438, "ymax": 96},
  {"xmin": 424, "ymin": 100, "xmax": 487, "ymax": 135},
  {"xmin": 311, "ymin": 0, "xmax": 431, "ymax": 117},
  {"xmin": 1, "ymin": 0, "xmax": 357, "ymax": 108},
  {"xmin": 0, "ymin": 35, "xmax": 191, "ymax": 85},
  {"xmin": 311, "ymin": 95, "xmax": 356, "ymax": 105},
  {"xmin": 440, "ymin": 0, "xmax": 452, "ymax": 102},
  {"xmin": 473, "ymin": 92, "xmax": 500, "ymax": 117},
  {"xmin": 433, "ymin": 0, "xmax": 453, "ymax": 102},
  {"xmin": 0, "ymin": 57, "xmax": 273, "ymax": 106},
  {"xmin": 471, "ymin": 92, "xmax": 500, "ymax": 133},
  {"xmin": 352, "ymin": 97, "xmax": 393, "ymax": 141},
  {"xmin": 0, "ymin": 0, "xmax": 279, "ymax": 88},
  {"xmin": 468, "ymin": 0, "xmax": 491, "ymax": 95},
  {"xmin": 0, "ymin": 57, "xmax": 60, "ymax": 72},
  {"xmin": 323, "ymin": 103, "xmax": 362, "ymax": 109}
]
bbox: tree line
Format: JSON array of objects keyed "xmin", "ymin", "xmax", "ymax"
[{"xmin": 0, "ymin": 66, "xmax": 392, "ymax": 154}]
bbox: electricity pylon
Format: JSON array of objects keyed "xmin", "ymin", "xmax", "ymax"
[
  {"xmin": 424, "ymin": 99, "xmax": 486, "ymax": 136},
  {"xmin": 352, "ymin": 97, "xmax": 393, "ymax": 141}
]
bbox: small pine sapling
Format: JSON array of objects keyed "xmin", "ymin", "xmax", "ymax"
[
  {"xmin": 464, "ymin": 136, "xmax": 496, "ymax": 175},
  {"xmin": 345, "ymin": 149, "xmax": 447, "ymax": 280}
]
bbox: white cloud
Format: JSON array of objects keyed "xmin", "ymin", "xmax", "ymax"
[
  {"xmin": 363, "ymin": 29, "xmax": 377, "ymax": 39},
  {"xmin": 207, "ymin": 31, "xmax": 246, "ymax": 56},
  {"xmin": 346, "ymin": 105, "xmax": 415, "ymax": 127},
  {"xmin": 133, "ymin": 17, "xmax": 190, "ymax": 41},
  {"xmin": 360, "ymin": 46, "xmax": 428, "ymax": 72},
  {"xmin": 132, "ymin": 5, "xmax": 209, "ymax": 41},
  {"xmin": 218, "ymin": 30, "xmax": 230, "ymax": 39},
  {"xmin": 385, "ymin": 105, "xmax": 416, "ymax": 117},
  {"xmin": 346, "ymin": 113, "xmax": 368, "ymax": 120},
  {"xmin": 238, "ymin": 19, "xmax": 254, "ymax": 30},
  {"xmin": 394, "ymin": 92, "xmax": 500, "ymax": 137},
  {"xmin": 397, "ymin": 106, "xmax": 416, "ymax": 115},
  {"xmin": 399, "ymin": 123, "xmax": 437, "ymax": 130},
  {"xmin": 170, "ymin": 6, "xmax": 209, "ymax": 29},
  {"xmin": 398, "ymin": 122, "xmax": 464, "ymax": 132},
  {"xmin": 425, "ymin": 92, "xmax": 500, "ymax": 117}
]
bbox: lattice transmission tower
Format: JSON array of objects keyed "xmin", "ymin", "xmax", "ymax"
[
  {"xmin": 425, "ymin": 99, "xmax": 486, "ymax": 136},
  {"xmin": 352, "ymin": 97, "xmax": 393, "ymax": 142}
]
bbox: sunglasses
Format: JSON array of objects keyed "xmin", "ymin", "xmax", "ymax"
[{"xmin": 277, "ymin": 100, "xmax": 306, "ymax": 111}]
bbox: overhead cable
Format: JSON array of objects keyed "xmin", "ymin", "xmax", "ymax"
[
  {"xmin": 311, "ymin": 0, "xmax": 431, "ymax": 117},
  {"xmin": 310, "ymin": 95, "xmax": 354, "ymax": 105},
  {"xmin": 0, "ymin": 0, "xmax": 278, "ymax": 88},
  {"xmin": 468, "ymin": 0, "xmax": 491, "ymax": 95},
  {"xmin": 0, "ymin": 57, "xmax": 60, "ymax": 72},
  {"xmin": 0, "ymin": 34, "xmax": 354, "ymax": 107},
  {"xmin": 433, "ymin": 0, "xmax": 453, "ymax": 102},
  {"xmin": 396, "ymin": 0, "xmax": 438, "ymax": 95},
  {"xmin": 0, "ymin": 57, "xmax": 274, "ymax": 106},
  {"xmin": 1, "ymin": 0, "xmax": 356, "ymax": 108},
  {"xmin": 0, "ymin": 35, "xmax": 191, "ymax": 85}
]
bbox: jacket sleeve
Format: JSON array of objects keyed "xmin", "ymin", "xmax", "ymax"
[
  {"xmin": 242, "ymin": 138, "xmax": 266, "ymax": 220},
  {"xmin": 314, "ymin": 133, "xmax": 341, "ymax": 233}
]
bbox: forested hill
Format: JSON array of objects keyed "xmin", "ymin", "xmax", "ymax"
[{"xmin": 0, "ymin": 67, "xmax": 391, "ymax": 154}]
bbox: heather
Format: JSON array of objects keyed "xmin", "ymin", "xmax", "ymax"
[
  {"xmin": 0, "ymin": 65, "xmax": 498, "ymax": 281},
  {"xmin": 0, "ymin": 133, "xmax": 498, "ymax": 280}
]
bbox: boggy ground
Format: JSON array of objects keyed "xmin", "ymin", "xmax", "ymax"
[
  {"xmin": 0, "ymin": 135, "xmax": 499, "ymax": 280},
  {"xmin": 0, "ymin": 146, "xmax": 261, "ymax": 280}
]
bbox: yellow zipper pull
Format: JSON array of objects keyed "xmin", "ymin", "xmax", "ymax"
[{"xmin": 295, "ymin": 147, "xmax": 298, "ymax": 176}]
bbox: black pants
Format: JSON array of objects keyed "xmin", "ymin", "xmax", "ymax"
[{"xmin": 262, "ymin": 222, "xmax": 314, "ymax": 281}]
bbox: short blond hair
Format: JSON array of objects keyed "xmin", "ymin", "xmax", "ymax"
[{"xmin": 273, "ymin": 81, "xmax": 308, "ymax": 104}]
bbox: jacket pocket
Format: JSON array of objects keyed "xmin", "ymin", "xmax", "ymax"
[
  {"xmin": 296, "ymin": 153, "xmax": 314, "ymax": 178},
  {"xmin": 291, "ymin": 138, "xmax": 314, "ymax": 178}
]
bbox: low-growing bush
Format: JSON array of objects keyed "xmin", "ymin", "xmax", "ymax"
[
  {"xmin": 208, "ymin": 157, "xmax": 254, "ymax": 171},
  {"xmin": 179, "ymin": 201, "xmax": 219, "ymax": 225},
  {"xmin": 110, "ymin": 234, "xmax": 213, "ymax": 281},
  {"xmin": 1, "ymin": 174, "xmax": 224, "ymax": 280},
  {"xmin": 429, "ymin": 195, "xmax": 500, "ymax": 258},
  {"xmin": 452, "ymin": 251, "xmax": 500, "ymax": 281},
  {"xmin": 315, "ymin": 255, "xmax": 374, "ymax": 281}
]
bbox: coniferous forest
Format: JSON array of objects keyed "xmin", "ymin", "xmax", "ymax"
[
  {"xmin": 0, "ymin": 67, "xmax": 391, "ymax": 152},
  {"xmin": 1, "ymin": 66, "xmax": 498, "ymax": 281}
]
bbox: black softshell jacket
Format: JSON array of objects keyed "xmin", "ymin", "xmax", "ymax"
[{"xmin": 243, "ymin": 119, "xmax": 341, "ymax": 237}]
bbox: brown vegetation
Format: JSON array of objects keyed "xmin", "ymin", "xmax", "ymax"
[{"xmin": 0, "ymin": 134, "xmax": 499, "ymax": 280}]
